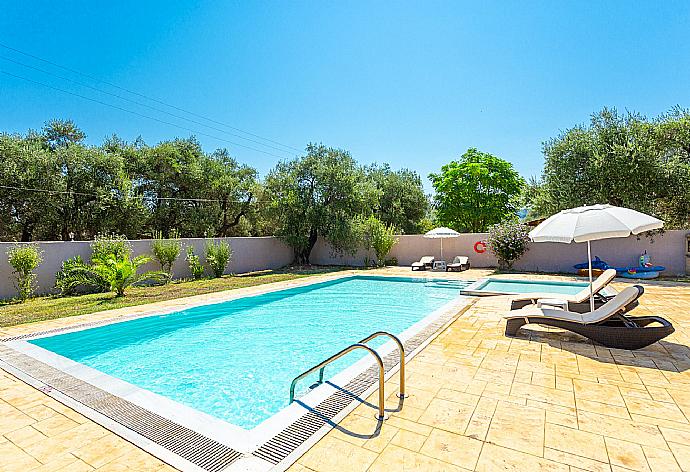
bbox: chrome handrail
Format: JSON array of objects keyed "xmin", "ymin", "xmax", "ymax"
[
  {"xmin": 289, "ymin": 343, "xmax": 387, "ymax": 419},
  {"xmin": 354, "ymin": 331, "xmax": 406, "ymax": 398}
]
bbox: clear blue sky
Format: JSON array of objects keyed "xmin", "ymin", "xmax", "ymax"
[{"xmin": 2, "ymin": 1, "xmax": 689, "ymax": 191}]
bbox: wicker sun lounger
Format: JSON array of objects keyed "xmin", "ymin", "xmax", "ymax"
[
  {"xmin": 504, "ymin": 285, "xmax": 674, "ymax": 350},
  {"xmin": 510, "ymin": 269, "xmax": 618, "ymax": 312},
  {"xmin": 411, "ymin": 256, "xmax": 435, "ymax": 271}
]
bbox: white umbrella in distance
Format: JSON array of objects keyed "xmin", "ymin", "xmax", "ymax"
[
  {"xmin": 529, "ymin": 204, "xmax": 664, "ymax": 311},
  {"xmin": 424, "ymin": 227, "xmax": 460, "ymax": 260}
]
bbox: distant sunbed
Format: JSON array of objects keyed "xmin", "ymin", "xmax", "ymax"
[
  {"xmin": 510, "ymin": 269, "xmax": 618, "ymax": 312},
  {"xmin": 411, "ymin": 256, "xmax": 434, "ymax": 271},
  {"xmin": 504, "ymin": 285, "xmax": 674, "ymax": 350},
  {"xmin": 446, "ymin": 256, "xmax": 470, "ymax": 272}
]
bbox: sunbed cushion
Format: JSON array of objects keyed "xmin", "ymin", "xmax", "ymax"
[{"xmin": 505, "ymin": 286, "xmax": 641, "ymax": 325}]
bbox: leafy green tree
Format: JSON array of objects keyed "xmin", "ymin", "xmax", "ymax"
[
  {"xmin": 429, "ymin": 148, "xmax": 525, "ymax": 232},
  {"xmin": 185, "ymin": 246, "xmax": 205, "ymax": 279},
  {"xmin": 534, "ymin": 108, "xmax": 690, "ymax": 228},
  {"xmin": 6, "ymin": 244, "xmax": 43, "ymax": 301},
  {"xmin": 365, "ymin": 164, "xmax": 428, "ymax": 233},
  {"xmin": 264, "ymin": 144, "xmax": 370, "ymax": 263}
]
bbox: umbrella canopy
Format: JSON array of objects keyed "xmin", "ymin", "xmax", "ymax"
[
  {"xmin": 529, "ymin": 204, "xmax": 663, "ymax": 310},
  {"xmin": 424, "ymin": 227, "xmax": 460, "ymax": 260},
  {"xmin": 529, "ymin": 204, "xmax": 663, "ymax": 243}
]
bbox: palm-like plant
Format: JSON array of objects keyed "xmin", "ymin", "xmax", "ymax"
[{"xmin": 57, "ymin": 254, "xmax": 167, "ymax": 297}]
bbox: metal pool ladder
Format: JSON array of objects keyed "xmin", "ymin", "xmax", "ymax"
[{"xmin": 288, "ymin": 331, "xmax": 406, "ymax": 420}]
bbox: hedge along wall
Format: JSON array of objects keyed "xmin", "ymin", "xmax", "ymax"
[
  {"xmin": 310, "ymin": 230, "xmax": 689, "ymax": 276},
  {"xmin": 0, "ymin": 237, "xmax": 294, "ymax": 299}
]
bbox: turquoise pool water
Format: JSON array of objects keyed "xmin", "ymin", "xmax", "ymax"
[
  {"xmin": 30, "ymin": 276, "xmax": 467, "ymax": 429},
  {"xmin": 475, "ymin": 279, "xmax": 589, "ymax": 295}
]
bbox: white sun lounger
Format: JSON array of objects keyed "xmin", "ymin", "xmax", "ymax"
[{"xmin": 510, "ymin": 269, "xmax": 618, "ymax": 312}]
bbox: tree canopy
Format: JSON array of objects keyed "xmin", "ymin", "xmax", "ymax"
[
  {"xmin": 264, "ymin": 144, "xmax": 371, "ymax": 263},
  {"xmin": 429, "ymin": 148, "xmax": 524, "ymax": 232},
  {"xmin": 530, "ymin": 107, "xmax": 690, "ymax": 228}
]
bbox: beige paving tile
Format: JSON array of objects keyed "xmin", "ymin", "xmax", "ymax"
[
  {"xmin": 624, "ymin": 396, "xmax": 689, "ymax": 423},
  {"xmin": 544, "ymin": 422, "xmax": 608, "ymax": 463},
  {"xmin": 486, "ymin": 402, "xmax": 545, "ymax": 456},
  {"xmin": 642, "ymin": 446, "xmax": 682, "ymax": 472},
  {"xmin": 577, "ymin": 410, "xmax": 668, "ymax": 448},
  {"xmin": 3, "ymin": 425, "xmax": 47, "ymax": 448},
  {"xmin": 369, "ymin": 444, "xmax": 469, "ymax": 472},
  {"xmin": 299, "ymin": 436, "xmax": 378, "ymax": 472},
  {"xmin": 390, "ymin": 429, "xmax": 427, "ymax": 452},
  {"xmin": 668, "ymin": 441, "xmax": 690, "ymax": 471},
  {"xmin": 476, "ymin": 442, "xmax": 569, "ymax": 472},
  {"xmin": 32, "ymin": 414, "xmax": 80, "ymax": 437},
  {"xmin": 543, "ymin": 448, "xmax": 611, "ymax": 472},
  {"xmin": 605, "ymin": 437, "xmax": 650, "ymax": 471},
  {"xmin": 417, "ymin": 397, "xmax": 475, "ymax": 434},
  {"xmin": 72, "ymin": 434, "xmax": 132, "ymax": 468},
  {"xmin": 418, "ymin": 428, "xmax": 483, "ymax": 470}
]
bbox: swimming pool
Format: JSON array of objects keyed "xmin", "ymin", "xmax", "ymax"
[
  {"xmin": 462, "ymin": 278, "xmax": 612, "ymax": 296},
  {"xmin": 27, "ymin": 275, "xmax": 469, "ymax": 430}
]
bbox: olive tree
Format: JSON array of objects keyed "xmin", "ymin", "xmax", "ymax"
[{"xmin": 264, "ymin": 144, "xmax": 370, "ymax": 264}]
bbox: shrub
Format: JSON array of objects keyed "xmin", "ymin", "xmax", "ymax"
[
  {"xmin": 359, "ymin": 216, "xmax": 399, "ymax": 267},
  {"xmin": 56, "ymin": 234, "xmax": 131, "ymax": 295},
  {"xmin": 6, "ymin": 244, "xmax": 43, "ymax": 301},
  {"xmin": 205, "ymin": 241, "xmax": 232, "ymax": 278},
  {"xmin": 57, "ymin": 253, "xmax": 167, "ymax": 297},
  {"xmin": 151, "ymin": 230, "xmax": 181, "ymax": 281},
  {"xmin": 384, "ymin": 257, "xmax": 398, "ymax": 266},
  {"xmin": 186, "ymin": 246, "xmax": 205, "ymax": 280},
  {"xmin": 487, "ymin": 221, "xmax": 531, "ymax": 270},
  {"xmin": 91, "ymin": 233, "xmax": 130, "ymax": 261}
]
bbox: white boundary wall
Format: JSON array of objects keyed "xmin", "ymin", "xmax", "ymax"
[
  {"xmin": 311, "ymin": 230, "xmax": 689, "ymax": 276},
  {"xmin": 1, "ymin": 231, "xmax": 687, "ymax": 299},
  {"xmin": 0, "ymin": 237, "xmax": 294, "ymax": 299}
]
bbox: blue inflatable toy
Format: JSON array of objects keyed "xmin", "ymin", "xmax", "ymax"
[{"xmin": 573, "ymin": 253, "xmax": 665, "ymax": 279}]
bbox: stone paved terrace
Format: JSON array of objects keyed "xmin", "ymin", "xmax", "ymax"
[{"xmin": 1, "ymin": 268, "xmax": 689, "ymax": 471}]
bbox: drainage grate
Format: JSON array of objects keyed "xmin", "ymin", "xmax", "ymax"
[{"xmin": 0, "ymin": 345, "xmax": 243, "ymax": 472}]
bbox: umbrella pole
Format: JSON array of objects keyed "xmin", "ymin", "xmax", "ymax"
[
  {"xmin": 440, "ymin": 238, "xmax": 443, "ymax": 260},
  {"xmin": 588, "ymin": 241, "xmax": 594, "ymax": 312}
]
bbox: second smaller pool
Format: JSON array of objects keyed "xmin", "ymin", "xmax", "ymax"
[{"xmin": 462, "ymin": 278, "xmax": 606, "ymax": 296}]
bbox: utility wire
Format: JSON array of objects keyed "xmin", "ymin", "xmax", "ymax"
[
  {"xmin": 1, "ymin": 70, "xmax": 291, "ymax": 160},
  {"xmin": 0, "ymin": 185, "xmax": 266, "ymax": 204},
  {"xmin": 0, "ymin": 55, "xmax": 294, "ymax": 154},
  {"xmin": 0, "ymin": 42, "xmax": 302, "ymax": 153}
]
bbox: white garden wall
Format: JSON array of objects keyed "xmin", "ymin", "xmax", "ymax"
[
  {"xmin": 0, "ymin": 237, "xmax": 294, "ymax": 299},
  {"xmin": 311, "ymin": 230, "xmax": 689, "ymax": 276}
]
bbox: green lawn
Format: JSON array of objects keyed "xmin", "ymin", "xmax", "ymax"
[{"xmin": 0, "ymin": 266, "xmax": 348, "ymax": 328}]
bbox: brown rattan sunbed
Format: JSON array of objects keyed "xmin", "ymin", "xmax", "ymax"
[{"xmin": 504, "ymin": 285, "xmax": 674, "ymax": 350}]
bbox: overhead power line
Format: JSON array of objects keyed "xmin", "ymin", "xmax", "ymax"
[
  {"xmin": 1, "ymin": 70, "xmax": 291, "ymax": 160},
  {"xmin": 0, "ymin": 42, "xmax": 302, "ymax": 153},
  {"xmin": 0, "ymin": 55, "xmax": 293, "ymax": 154},
  {"xmin": 0, "ymin": 185, "xmax": 266, "ymax": 204}
]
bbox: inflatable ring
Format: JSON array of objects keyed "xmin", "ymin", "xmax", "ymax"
[{"xmin": 474, "ymin": 241, "xmax": 487, "ymax": 254}]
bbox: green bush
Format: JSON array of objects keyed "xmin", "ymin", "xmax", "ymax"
[
  {"xmin": 56, "ymin": 234, "xmax": 131, "ymax": 295},
  {"xmin": 205, "ymin": 241, "xmax": 232, "ymax": 278},
  {"xmin": 487, "ymin": 221, "xmax": 531, "ymax": 270},
  {"xmin": 56, "ymin": 253, "xmax": 167, "ymax": 297},
  {"xmin": 91, "ymin": 233, "xmax": 130, "ymax": 261},
  {"xmin": 6, "ymin": 244, "xmax": 43, "ymax": 301},
  {"xmin": 151, "ymin": 230, "xmax": 181, "ymax": 281},
  {"xmin": 186, "ymin": 246, "xmax": 205, "ymax": 280},
  {"xmin": 359, "ymin": 216, "xmax": 399, "ymax": 267}
]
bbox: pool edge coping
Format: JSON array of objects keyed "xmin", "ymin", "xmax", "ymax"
[{"xmin": 0, "ymin": 273, "xmax": 476, "ymax": 471}]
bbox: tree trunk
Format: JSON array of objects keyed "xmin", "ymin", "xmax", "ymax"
[{"xmin": 294, "ymin": 229, "xmax": 319, "ymax": 265}]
